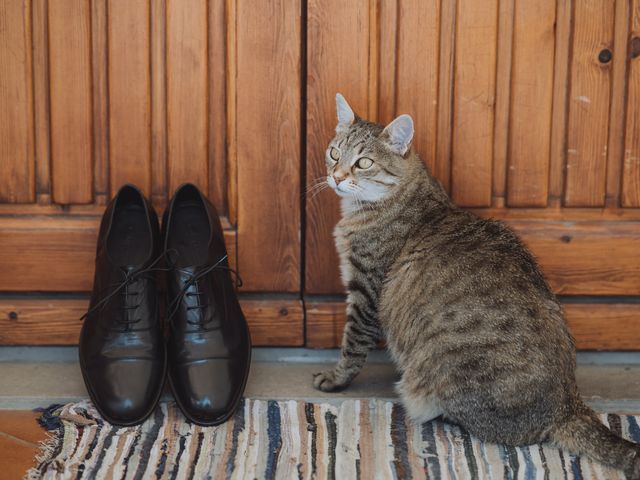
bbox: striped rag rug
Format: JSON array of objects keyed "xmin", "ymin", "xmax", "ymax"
[{"xmin": 28, "ymin": 399, "xmax": 640, "ymax": 479}]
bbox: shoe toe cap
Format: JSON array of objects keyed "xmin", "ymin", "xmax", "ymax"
[
  {"xmin": 85, "ymin": 359, "xmax": 164, "ymax": 425},
  {"xmin": 172, "ymin": 358, "xmax": 245, "ymax": 425}
]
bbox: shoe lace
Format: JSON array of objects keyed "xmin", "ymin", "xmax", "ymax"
[
  {"xmin": 166, "ymin": 254, "xmax": 243, "ymax": 326},
  {"xmin": 80, "ymin": 251, "xmax": 171, "ymax": 326}
]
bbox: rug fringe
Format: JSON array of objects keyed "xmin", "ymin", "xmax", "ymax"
[{"xmin": 23, "ymin": 404, "xmax": 68, "ymax": 480}]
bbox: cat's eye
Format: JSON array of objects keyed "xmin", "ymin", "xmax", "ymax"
[
  {"xmin": 329, "ymin": 147, "xmax": 340, "ymax": 161},
  {"xmin": 355, "ymin": 157, "xmax": 373, "ymax": 169}
]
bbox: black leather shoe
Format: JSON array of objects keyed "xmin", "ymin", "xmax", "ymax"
[
  {"xmin": 163, "ymin": 183, "xmax": 251, "ymax": 426},
  {"xmin": 79, "ymin": 184, "xmax": 166, "ymax": 426}
]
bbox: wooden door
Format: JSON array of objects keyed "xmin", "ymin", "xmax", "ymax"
[
  {"xmin": 1, "ymin": 1, "xmax": 639, "ymax": 350},
  {"xmin": 0, "ymin": 0, "xmax": 303, "ymax": 346},
  {"xmin": 305, "ymin": 0, "xmax": 640, "ymax": 349}
]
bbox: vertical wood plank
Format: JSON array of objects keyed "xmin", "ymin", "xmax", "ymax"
[
  {"xmin": 491, "ymin": 0, "xmax": 514, "ymax": 207},
  {"xmin": 166, "ymin": 0, "xmax": 208, "ymax": 195},
  {"xmin": 237, "ymin": 0, "xmax": 300, "ymax": 292},
  {"xmin": 506, "ymin": 0, "xmax": 555, "ymax": 207},
  {"xmin": 208, "ymin": 0, "xmax": 227, "ymax": 214},
  {"xmin": 435, "ymin": 0, "xmax": 456, "ymax": 193},
  {"xmin": 606, "ymin": 0, "xmax": 630, "ymax": 207},
  {"xmin": 378, "ymin": 0, "xmax": 398, "ymax": 124},
  {"xmin": 306, "ymin": 0, "xmax": 370, "ymax": 294},
  {"xmin": 225, "ymin": 0, "xmax": 238, "ymax": 225},
  {"xmin": 622, "ymin": 0, "xmax": 640, "ymax": 207},
  {"xmin": 396, "ymin": 0, "xmax": 439, "ymax": 174},
  {"xmin": 151, "ymin": 0, "xmax": 167, "ymax": 208},
  {"xmin": 450, "ymin": 0, "xmax": 497, "ymax": 207},
  {"xmin": 108, "ymin": 0, "xmax": 151, "ymax": 196},
  {"xmin": 564, "ymin": 0, "xmax": 615, "ymax": 207},
  {"xmin": 367, "ymin": 0, "xmax": 380, "ymax": 122},
  {"xmin": 0, "ymin": 0, "xmax": 34, "ymax": 203},
  {"xmin": 48, "ymin": 0, "xmax": 93, "ymax": 204},
  {"xmin": 91, "ymin": 0, "xmax": 108, "ymax": 202},
  {"xmin": 548, "ymin": 0, "xmax": 572, "ymax": 207},
  {"xmin": 32, "ymin": 0, "xmax": 51, "ymax": 200}
]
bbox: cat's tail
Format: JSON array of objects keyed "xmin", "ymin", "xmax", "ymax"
[{"xmin": 549, "ymin": 400, "xmax": 640, "ymax": 479}]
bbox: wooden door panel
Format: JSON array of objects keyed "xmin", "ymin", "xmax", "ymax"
[
  {"xmin": 564, "ymin": 0, "xmax": 615, "ymax": 207},
  {"xmin": 1, "ymin": 1, "xmax": 639, "ymax": 349},
  {"xmin": 235, "ymin": 0, "xmax": 301, "ymax": 293},
  {"xmin": 0, "ymin": 0, "xmax": 34, "ymax": 204},
  {"xmin": 395, "ymin": 0, "xmax": 440, "ymax": 174},
  {"xmin": 622, "ymin": 0, "xmax": 640, "ymax": 207},
  {"xmin": 450, "ymin": 0, "xmax": 497, "ymax": 207},
  {"xmin": 166, "ymin": 0, "xmax": 209, "ymax": 195},
  {"xmin": 48, "ymin": 0, "xmax": 94, "ymax": 204},
  {"xmin": 506, "ymin": 0, "xmax": 555, "ymax": 207},
  {"xmin": 0, "ymin": 297, "xmax": 303, "ymax": 347},
  {"xmin": 0, "ymin": 217, "xmax": 237, "ymax": 292},
  {"xmin": 107, "ymin": 0, "xmax": 152, "ymax": 196}
]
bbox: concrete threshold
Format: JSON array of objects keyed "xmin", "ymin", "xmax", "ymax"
[{"xmin": 1, "ymin": 347, "xmax": 640, "ymax": 412}]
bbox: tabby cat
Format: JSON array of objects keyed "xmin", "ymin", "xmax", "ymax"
[{"xmin": 312, "ymin": 93, "xmax": 640, "ymax": 478}]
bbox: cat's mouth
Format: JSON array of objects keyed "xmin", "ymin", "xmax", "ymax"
[{"xmin": 333, "ymin": 183, "xmax": 353, "ymax": 197}]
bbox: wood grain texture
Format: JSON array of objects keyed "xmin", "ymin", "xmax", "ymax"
[
  {"xmin": 434, "ymin": 0, "xmax": 456, "ymax": 193},
  {"xmin": 208, "ymin": 0, "xmax": 227, "ymax": 214},
  {"xmin": 91, "ymin": 0, "xmax": 108, "ymax": 200},
  {"xmin": 32, "ymin": 0, "xmax": 51, "ymax": 198},
  {"xmin": 396, "ymin": 0, "xmax": 439, "ymax": 173},
  {"xmin": 151, "ymin": 0, "xmax": 168, "ymax": 207},
  {"xmin": 605, "ymin": 0, "xmax": 630, "ymax": 208},
  {"xmin": 0, "ymin": 297, "xmax": 303, "ymax": 346},
  {"xmin": 506, "ymin": 0, "xmax": 555, "ymax": 207},
  {"xmin": 0, "ymin": 217, "xmax": 237, "ymax": 292},
  {"xmin": 225, "ymin": 0, "xmax": 238, "ymax": 226},
  {"xmin": 236, "ymin": 0, "xmax": 301, "ymax": 292},
  {"xmin": 491, "ymin": 0, "xmax": 514, "ymax": 207},
  {"xmin": 306, "ymin": 0, "xmax": 370, "ymax": 294},
  {"xmin": 564, "ymin": 0, "xmax": 615, "ymax": 207},
  {"xmin": 108, "ymin": 0, "xmax": 152, "ymax": 196},
  {"xmin": 622, "ymin": 0, "xmax": 640, "ymax": 207},
  {"xmin": 377, "ymin": 0, "xmax": 398, "ymax": 124},
  {"xmin": 305, "ymin": 300, "xmax": 640, "ymax": 350},
  {"xmin": 451, "ymin": 0, "xmax": 497, "ymax": 207},
  {"xmin": 48, "ymin": 0, "xmax": 93, "ymax": 204},
  {"xmin": 514, "ymin": 221, "xmax": 640, "ymax": 296},
  {"xmin": 548, "ymin": 0, "xmax": 572, "ymax": 206},
  {"xmin": 0, "ymin": 0, "xmax": 34, "ymax": 203},
  {"xmin": 166, "ymin": 0, "xmax": 208, "ymax": 194}
]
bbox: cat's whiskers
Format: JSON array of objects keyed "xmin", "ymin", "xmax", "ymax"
[
  {"xmin": 303, "ymin": 177, "xmax": 330, "ymax": 199},
  {"xmin": 308, "ymin": 183, "xmax": 330, "ymax": 201}
]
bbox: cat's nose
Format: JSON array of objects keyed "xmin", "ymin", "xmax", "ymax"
[{"xmin": 333, "ymin": 173, "xmax": 347, "ymax": 185}]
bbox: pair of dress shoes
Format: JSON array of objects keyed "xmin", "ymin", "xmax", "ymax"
[{"xmin": 79, "ymin": 183, "xmax": 251, "ymax": 426}]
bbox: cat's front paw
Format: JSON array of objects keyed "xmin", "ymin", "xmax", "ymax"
[{"xmin": 313, "ymin": 370, "xmax": 348, "ymax": 392}]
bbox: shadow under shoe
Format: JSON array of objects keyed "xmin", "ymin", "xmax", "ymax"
[
  {"xmin": 79, "ymin": 184, "xmax": 166, "ymax": 426},
  {"xmin": 164, "ymin": 183, "xmax": 251, "ymax": 426}
]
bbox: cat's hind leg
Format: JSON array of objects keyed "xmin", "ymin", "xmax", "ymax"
[{"xmin": 396, "ymin": 376, "xmax": 443, "ymax": 423}]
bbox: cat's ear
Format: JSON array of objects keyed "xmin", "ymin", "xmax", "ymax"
[
  {"xmin": 381, "ymin": 114, "xmax": 414, "ymax": 156},
  {"xmin": 335, "ymin": 93, "xmax": 355, "ymax": 132}
]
